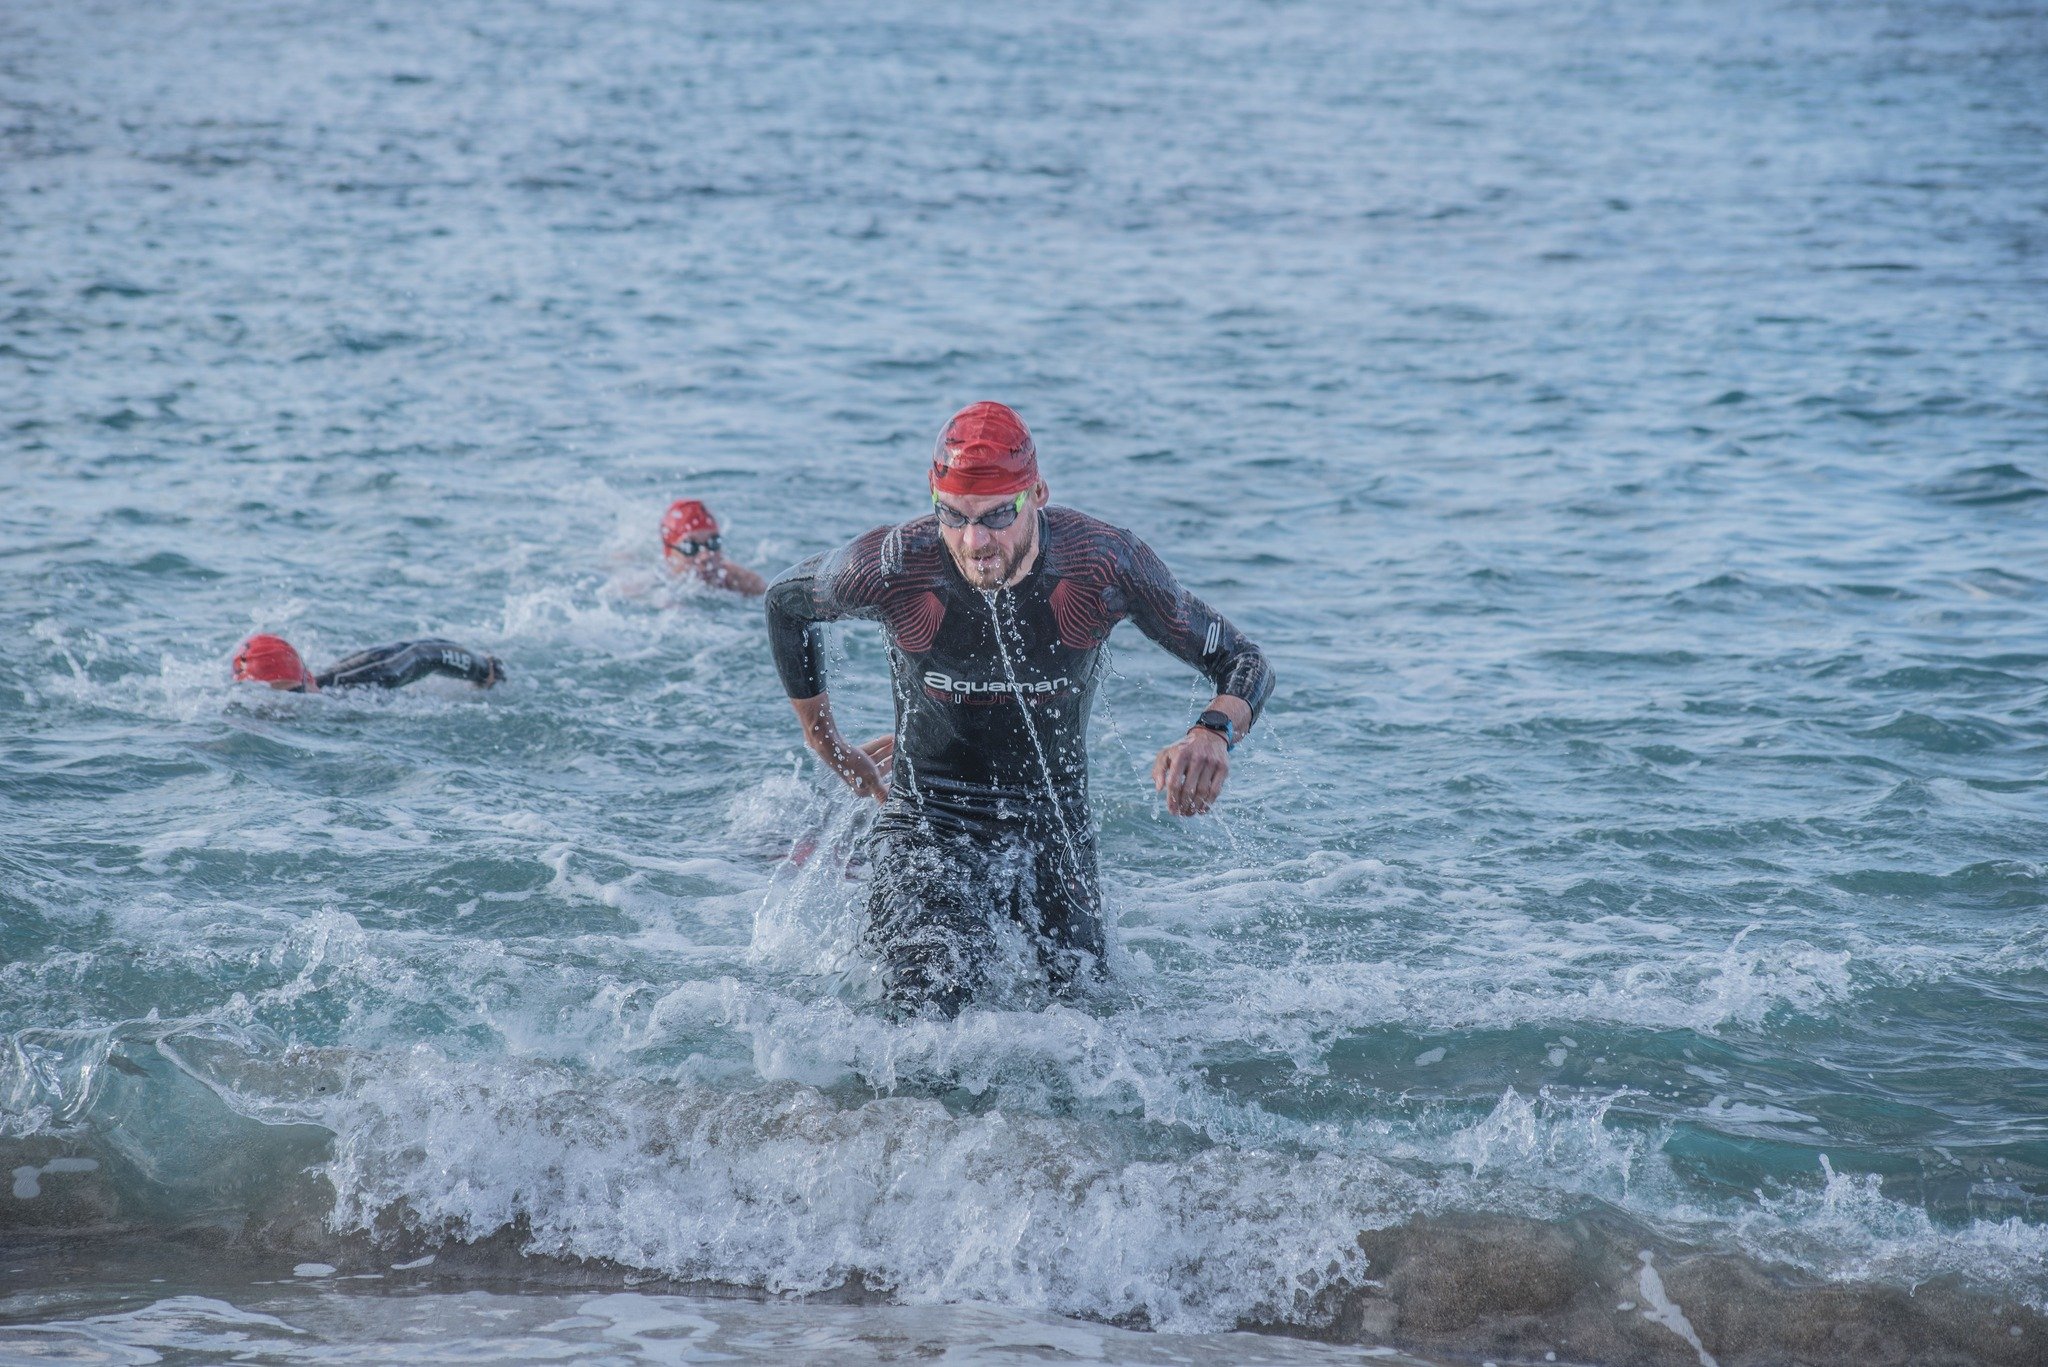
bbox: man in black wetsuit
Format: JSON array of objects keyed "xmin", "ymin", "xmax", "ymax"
[
  {"xmin": 764, "ymin": 401, "xmax": 1273, "ymax": 1016},
  {"xmin": 231, "ymin": 633, "xmax": 503, "ymax": 693}
]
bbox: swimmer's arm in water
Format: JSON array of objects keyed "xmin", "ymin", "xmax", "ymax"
[
  {"xmin": 314, "ymin": 639, "xmax": 504, "ymax": 691},
  {"xmin": 694, "ymin": 554, "xmax": 767, "ymax": 597},
  {"xmin": 1113, "ymin": 533, "xmax": 1274, "ymax": 817},
  {"xmin": 765, "ymin": 530, "xmax": 896, "ymax": 801},
  {"xmin": 789, "ymin": 694, "xmax": 891, "ymax": 805}
]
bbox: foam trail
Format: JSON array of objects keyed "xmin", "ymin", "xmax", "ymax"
[{"xmin": 1636, "ymin": 1251, "xmax": 1717, "ymax": 1367}]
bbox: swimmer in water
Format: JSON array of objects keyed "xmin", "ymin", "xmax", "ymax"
[
  {"xmin": 230, "ymin": 634, "xmax": 504, "ymax": 693},
  {"xmin": 662, "ymin": 499, "xmax": 766, "ymax": 596},
  {"xmin": 764, "ymin": 401, "xmax": 1273, "ymax": 1017}
]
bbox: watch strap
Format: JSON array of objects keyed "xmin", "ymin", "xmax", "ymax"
[{"xmin": 1190, "ymin": 708, "xmax": 1238, "ymax": 750}]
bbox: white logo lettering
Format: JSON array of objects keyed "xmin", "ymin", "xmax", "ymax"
[{"xmin": 923, "ymin": 670, "xmax": 1071, "ymax": 696}]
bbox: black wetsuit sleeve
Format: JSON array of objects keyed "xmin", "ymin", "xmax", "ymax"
[
  {"xmin": 1115, "ymin": 533, "xmax": 1275, "ymax": 723},
  {"xmin": 764, "ymin": 527, "xmax": 892, "ymax": 699},
  {"xmin": 313, "ymin": 639, "xmax": 501, "ymax": 691}
]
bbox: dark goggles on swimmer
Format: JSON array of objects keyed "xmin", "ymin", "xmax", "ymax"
[
  {"xmin": 931, "ymin": 492, "xmax": 1028, "ymax": 531},
  {"xmin": 666, "ymin": 534, "xmax": 721, "ymax": 556}
]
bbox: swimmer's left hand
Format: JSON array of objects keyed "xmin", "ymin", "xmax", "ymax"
[{"xmin": 1152, "ymin": 727, "xmax": 1229, "ymax": 817}]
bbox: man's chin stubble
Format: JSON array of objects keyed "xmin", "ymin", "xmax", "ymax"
[
  {"xmin": 951, "ymin": 537, "xmax": 1027, "ymax": 589},
  {"xmin": 955, "ymin": 553, "xmax": 1000, "ymax": 586}
]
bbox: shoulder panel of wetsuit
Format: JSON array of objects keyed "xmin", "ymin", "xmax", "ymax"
[
  {"xmin": 765, "ymin": 523, "xmax": 919, "ymax": 698},
  {"xmin": 1038, "ymin": 507, "xmax": 1127, "ymax": 588}
]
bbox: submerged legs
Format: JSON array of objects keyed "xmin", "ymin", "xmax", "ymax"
[{"xmin": 862, "ymin": 819, "xmax": 1104, "ymax": 1017}]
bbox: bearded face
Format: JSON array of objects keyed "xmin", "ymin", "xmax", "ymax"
[{"xmin": 934, "ymin": 485, "xmax": 1046, "ymax": 590}]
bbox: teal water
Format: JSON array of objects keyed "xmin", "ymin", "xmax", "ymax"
[{"xmin": 4, "ymin": 0, "xmax": 2046, "ymax": 1361}]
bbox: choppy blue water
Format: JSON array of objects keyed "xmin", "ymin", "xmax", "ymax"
[{"xmin": 4, "ymin": 0, "xmax": 2046, "ymax": 1361}]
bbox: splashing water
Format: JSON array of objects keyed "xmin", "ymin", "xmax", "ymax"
[{"xmin": 980, "ymin": 584, "xmax": 1090, "ymax": 884}]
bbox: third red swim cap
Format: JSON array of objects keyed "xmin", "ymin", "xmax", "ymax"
[
  {"xmin": 232, "ymin": 634, "xmax": 312, "ymax": 689},
  {"xmin": 930, "ymin": 401, "xmax": 1038, "ymax": 497},
  {"xmin": 661, "ymin": 499, "xmax": 718, "ymax": 548}
]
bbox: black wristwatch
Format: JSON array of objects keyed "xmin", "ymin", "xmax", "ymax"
[{"xmin": 1189, "ymin": 708, "xmax": 1238, "ymax": 751}]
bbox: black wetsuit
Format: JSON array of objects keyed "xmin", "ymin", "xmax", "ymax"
[
  {"xmin": 765, "ymin": 506, "xmax": 1273, "ymax": 1014},
  {"xmin": 314, "ymin": 640, "xmax": 501, "ymax": 691}
]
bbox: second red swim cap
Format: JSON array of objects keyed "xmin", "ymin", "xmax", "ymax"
[
  {"xmin": 232, "ymin": 634, "xmax": 312, "ymax": 689},
  {"xmin": 931, "ymin": 401, "xmax": 1038, "ymax": 497},
  {"xmin": 661, "ymin": 499, "xmax": 718, "ymax": 548}
]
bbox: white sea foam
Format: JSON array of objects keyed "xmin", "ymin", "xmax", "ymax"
[
  {"xmin": 1636, "ymin": 1251, "xmax": 1718, "ymax": 1367},
  {"xmin": 317, "ymin": 1049, "xmax": 1398, "ymax": 1333},
  {"xmin": 10, "ymin": 1155, "xmax": 99, "ymax": 1199},
  {"xmin": 1730, "ymin": 1155, "xmax": 2048, "ymax": 1310},
  {"xmin": 269, "ymin": 1030, "xmax": 2048, "ymax": 1335}
]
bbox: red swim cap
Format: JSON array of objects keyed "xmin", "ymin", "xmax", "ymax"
[
  {"xmin": 661, "ymin": 499, "xmax": 718, "ymax": 548},
  {"xmin": 232, "ymin": 634, "xmax": 312, "ymax": 689},
  {"xmin": 931, "ymin": 401, "xmax": 1038, "ymax": 497}
]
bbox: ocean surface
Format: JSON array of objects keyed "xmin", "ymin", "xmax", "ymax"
[{"xmin": 4, "ymin": 0, "xmax": 2046, "ymax": 1362}]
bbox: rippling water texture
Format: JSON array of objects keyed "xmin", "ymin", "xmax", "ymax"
[{"xmin": 4, "ymin": 0, "xmax": 2047, "ymax": 1362}]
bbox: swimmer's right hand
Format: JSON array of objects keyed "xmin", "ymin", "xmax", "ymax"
[
  {"xmin": 835, "ymin": 738, "xmax": 889, "ymax": 805},
  {"xmin": 860, "ymin": 734, "xmax": 895, "ymax": 785},
  {"xmin": 792, "ymin": 694, "xmax": 887, "ymax": 805}
]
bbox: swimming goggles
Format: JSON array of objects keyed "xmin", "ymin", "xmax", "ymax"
[
  {"xmin": 931, "ymin": 492, "xmax": 1028, "ymax": 531},
  {"xmin": 667, "ymin": 534, "xmax": 721, "ymax": 556}
]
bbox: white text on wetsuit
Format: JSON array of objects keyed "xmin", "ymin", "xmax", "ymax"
[{"xmin": 923, "ymin": 671, "xmax": 1072, "ymax": 696}]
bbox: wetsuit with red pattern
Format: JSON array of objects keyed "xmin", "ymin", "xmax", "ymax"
[{"xmin": 765, "ymin": 506, "xmax": 1273, "ymax": 1013}]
